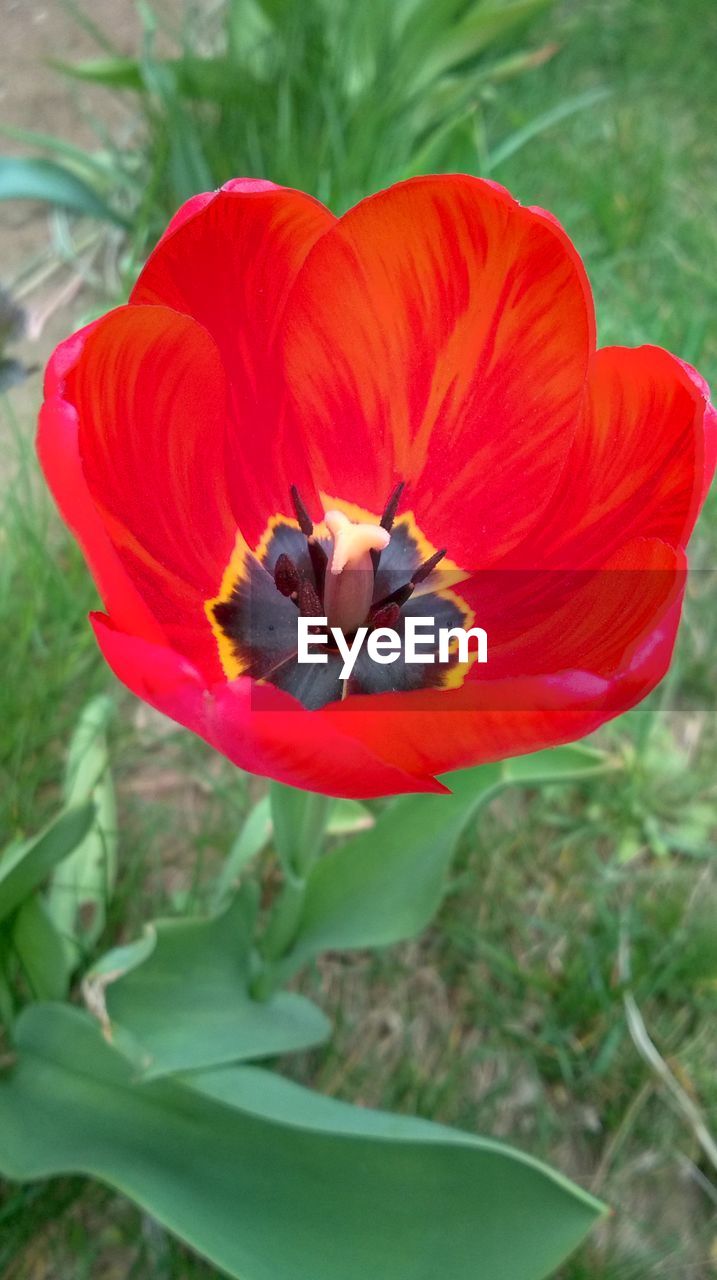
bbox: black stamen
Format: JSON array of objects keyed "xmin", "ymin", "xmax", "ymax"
[
  {"xmin": 308, "ymin": 539, "xmax": 328, "ymax": 598},
  {"xmin": 380, "ymin": 481, "xmax": 405, "ymax": 532},
  {"xmin": 297, "ymin": 577, "xmax": 324, "ymax": 617},
  {"xmin": 290, "ymin": 484, "xmax": 314, "ymax": 537},
  {"xmin": 370, "ymin": 602, "xmax": 401, "ymax": 630},
  {"xmin": 274, "ymin": 553, "xmax": 300, "ymax": 599},
  {"xmin": 377, "ymin": 582, "xmax": 414, "ymax": 610},
  {"xmin": 412, "ymin": 547, "xmax": 447, "ymax": 586},
  {"xmin": 372, "ymin": 480, "xmax": 406, "ymax": 573}
]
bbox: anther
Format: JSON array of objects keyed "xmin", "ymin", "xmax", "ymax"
[
  {"xmin": 297, "ymin": 577, "xmax": 324, "ymax": 617},
  {"xmin": 372, "ymin": 547, "xmax": 446, "ymax": 612},
  {"xmin": 370, "ymin": 602, "xmax": 401, "ymax": 630},
  {"xmin": 387, "ymin": 583, "xmax": 414, "ymax": 609},
  {"xmin": 308, "ymin": 540, "xmax": 328, "ymax": 598},
  {"xmin": 380, "ymin": 481, "xmax": 405, "ymax": 532},
  {"xmin": 274, "ymin": 553, "xmax": 300, "ymax": 599},
  {"xmin": 412, "ymin": 547, "xmax": 447, "ymax": 586},
  {"xmin": 372, "ymin": 480, "xmax": 405, "ymax": 571},
  {"xmin": 290, "ymin": 484, "xmax": 314, "ymax": 537}
]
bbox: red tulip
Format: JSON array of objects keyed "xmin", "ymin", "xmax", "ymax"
[{"xmin": 39, "ymin": 176, "xmax": 715, "ymax": 797}]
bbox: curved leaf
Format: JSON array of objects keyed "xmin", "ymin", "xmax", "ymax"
[
  {"xmin": 280, "ymin": 746, "xmax": 612, "ymax": 976},
  {"xmin": 11, "ymin": 896, "xmax": 69, "ymax": 1003},
  {"xmin": 0, "ymin": 804, "xmax": 95, "ymax": 924},
  {"xmin": 102, "ymin": 894, "xmax": 330, "ymax": 1077},
  {"xmin": 0, "ymin": 157, "xmax": 126, "ymax": 225},
  {"xmin": 47, "ymin": 696, "xmax": 118, "ymax": 971},
  {"xmin": 0, "ymin": 1004, "xmax": 604, "ymax": 1280}
]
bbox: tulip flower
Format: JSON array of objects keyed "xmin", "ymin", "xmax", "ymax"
[{"xmin": 38, "ymin": 176, "xmax": 715, "ymax": 797}]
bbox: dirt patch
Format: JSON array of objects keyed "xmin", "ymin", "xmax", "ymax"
[{"xmin": 0, "ymin": 0, "xmax": 182, "ymax": 481}]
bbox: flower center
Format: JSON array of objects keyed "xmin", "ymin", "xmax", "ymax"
[
  {"xmin": 271, "ymin": 483, "xmax": 448, "ymax": 640},
  {"xmin": 206, "ymin": 482, "xmax": 474, "ymax": 709}
]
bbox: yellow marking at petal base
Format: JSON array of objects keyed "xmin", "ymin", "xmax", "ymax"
[
  {"xmin": 206, "ymin": 499, "xmax": 479, "ymax": 692},
  {"xmin": 319, "ymin": 493, "xmax": 469, "ymax": 594},
  {"xmin": 254, "ymin": 512, "xmax": 301, "ymax": 563},
  {"xmin": 439, "ymin": 589, "xmax": 480, "ymax": 690},
  {"xmin": 204, "ymin": 528, "xmax": 255, "ymax": 681}
]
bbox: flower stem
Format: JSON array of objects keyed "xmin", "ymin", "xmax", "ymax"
[{"xmin": 251, "ymin": 786, "xmax": 330, "ymax": 999}]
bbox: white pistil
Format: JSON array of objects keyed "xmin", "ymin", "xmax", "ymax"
[{"xmin": 322, "ymin": 509, "xmax": 390, "ymax": 634}]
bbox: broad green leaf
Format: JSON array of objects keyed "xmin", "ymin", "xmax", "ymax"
[
  {"xmin": 0, "ymin": 805, "xmax": 95, "ymax": 924},
  {"xmin": 0, "ymin": 157, "xmax": 126, "ymax": 225},
  {"xmin": 0, "ymin": 962, "xmax": 12, "ymax": 1034},
  {"xmin": 500, "ymin": 744, "xmax": 612, "ymax": 786},
  {"xmin": 0, "ymin": 1004, "xmax": 604, "ymax": 1280},
  {"xmin": 11, "ymin": 896, "xmax": 69, "ymax": 1002},
  {"xmin": 47, "ymin": 696, "xmax": 118, "ymax": 971},
  {"xmin": 102, "ymin": 894, "xmax": 330, "ymax": 1078},
  {"xmin": 282, "ymin": 746, "xmax": 613, "ymax": 974}
]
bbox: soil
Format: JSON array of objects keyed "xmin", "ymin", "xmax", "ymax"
[{"xmin": 0, "ymin": 0, "xmax": 180, "ymax": 467}]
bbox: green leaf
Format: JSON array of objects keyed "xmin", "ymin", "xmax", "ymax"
[
  {"xmin": 211, "ymin": 795, "xmax": 272, "ymax": 912},
  {"xmin": 269, "ymin": 783, "xmax": 330, "ymax": 876},
  {"xmin": 47, "ymin": 696, "xmax": 118, "ymax": 971},
  {"xmin": 0, "ymin": 1004, "xmax": 604, "ymax": 1280},
  {"xmin": 403, "ymin": 0, "xmax": 554, "ymax": 92},
  {"xmin": 213, "ymin": 796, "xmax": 374, "ymax": 915},
  {"xmin": 52, "ymin": 54, "xmax": 146, "ymax": 90},
  {"xmin": 485, "ymin": 87, "xmax": 612, "ymax": 171},
  {"xmin": 326, "ymin": 798, "xmax": 374, "ymax": 836},
  {"xmin": 101, "ymin": 894, "xmax": 330, "ymax": 1078},
  {"xmin": 11, "ymin": 896, "xmax": 69, "ymax": 1002},
  {"xmin": 0, "ymin": 805, "xmax": 95, "ymax": 924},
  {"xmin": 0, "ymin": 124, "xmax": 115, "ymax": 181},
  {"xmin": 0, "ymin": 157, "xmax": 126, "ymax": 225},
  {"xmin": 281, "ymin": 746, "xmax": 613, "ymax": 974},
  {"xmin": 499, "ymin": 743, "xmax": 612, "ymax": 786},
  {"xmin": 0, "ymin": 358, "xmax": 30, "ymax": 392}
]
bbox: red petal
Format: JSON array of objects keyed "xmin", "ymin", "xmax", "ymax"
[
  {"xmin": 154, "ymin": 178, "xmax": 281, "ymax": 246},
  {"xmin": 323, "ymin": 587, "xmax": 682, "ymax": 782},
  {"xmin": 524, "ymin": 346, "xmax": 709, "ymax": 567},
  {"xmin": 132, "ymin": 183, "xmax": 336, "ymax": 546},
  {"xmin": 38, "ymin": 390, "xmax": 164, "ymax": 645},
  {"xmin": 63, "ymin": 304, "xmax": 237, "ymax": 678},
  {"xmin": 460, "ymin": 537, "xmax": 684, "ymax": 679},
  {"xmin": 276, "ymin": 174, "xmax": 595, "ymax": 564},
  {"xmin": 91, "ymin": 615, "xmax": 443, "ymax": 798},
  {"xmin": 676, "ymin": 357, "xmax": 717, "ymax": 506}
]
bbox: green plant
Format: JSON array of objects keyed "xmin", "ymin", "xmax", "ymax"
[
  {"xmin": 1, "ymin": 0, "xmax": 563, "ymax": 268},
  {"xmin": 0, "ymin": 726, "xmax": 615, "ymax": 1278}
]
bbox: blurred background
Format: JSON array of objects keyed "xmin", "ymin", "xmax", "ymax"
[{"xmin": 0, "ymin": 1, "xmax": 716, "ymax": 1276}]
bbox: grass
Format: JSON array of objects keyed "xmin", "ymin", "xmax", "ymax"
[{"xmin": 1, "ymin": 0, "xmax": 717, "ymax": 1276}]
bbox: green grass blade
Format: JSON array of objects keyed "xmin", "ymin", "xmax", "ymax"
[
  {"xmin": 0, "ymin": 157, "xmax": 127, "ymax": 225},
  {"xmin": 485, "ymin": 86, "xmax": 612, "ymax": 171}
]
